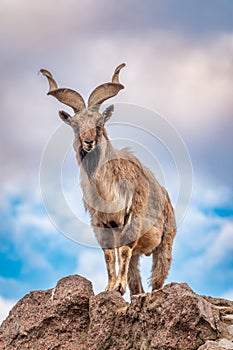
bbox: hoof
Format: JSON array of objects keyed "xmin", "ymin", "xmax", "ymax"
[{"xmin": 113, "ymin": 283, "xmax": 126, "ymax": 295}]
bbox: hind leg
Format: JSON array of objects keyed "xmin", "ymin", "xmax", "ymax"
[
  {"xmin": 151, "ymin": 229, "xmax": 176, "ymax": 290},
  {"xmin": 127, "ymin": 254, "xmax": 144, "ymax": 296}
]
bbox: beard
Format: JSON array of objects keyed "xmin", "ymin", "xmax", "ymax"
[{"xmin": 79, "ymin": 145, "xmax": 101, "ymax": 177}]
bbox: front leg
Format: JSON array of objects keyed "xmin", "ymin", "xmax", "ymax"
[
  {"xmin": 114, "ymin": 245, "xmax": 133, "ymax": 295},
  {"xmin": 103, "ymin": 248, "xmax": 117, "ymax": 291}
]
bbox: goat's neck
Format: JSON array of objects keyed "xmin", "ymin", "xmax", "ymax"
[
  {"xmin": 80, "ymin": 139, "xmax": 117, "ymax": 180},
  {"xmin": 95, "ymin": 139, "xmax": 117, "ymax": 175}
]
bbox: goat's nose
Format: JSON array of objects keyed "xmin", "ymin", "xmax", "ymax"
[{"xmin": 84, "ymin": 138, "xmax": 94, "ymax": 145}]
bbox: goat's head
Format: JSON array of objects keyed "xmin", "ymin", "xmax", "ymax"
[{"xmin": 41, "ymin": 64, "xmax": 125, "ymax": 159}]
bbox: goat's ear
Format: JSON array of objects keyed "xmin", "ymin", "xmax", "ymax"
[
  {"xmin": 59, "ymin": 110, "xmax": 72, "ymax": 125},
  {"xmin": 103, "ymin": 104, "xmax": 114, "ymax": 123}
]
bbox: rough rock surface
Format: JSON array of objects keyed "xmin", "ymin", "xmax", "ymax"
[{"xmin": 0, "ymin": 275, "xmax": 232, "ymax": 350}]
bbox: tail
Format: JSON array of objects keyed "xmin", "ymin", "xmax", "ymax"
[{"xmin": 150, "ymin": 229, "xmax": 176, "ymax": 290}]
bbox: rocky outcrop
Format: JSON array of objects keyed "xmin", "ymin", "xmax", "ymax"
[{"xmin": 0, "ymin": 275, "xmax": 232, "ymax": 350}]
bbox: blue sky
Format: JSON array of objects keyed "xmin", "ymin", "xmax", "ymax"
[{"xmin": 1, "ymin": 0, "xmax": 233, "ymax": 323}]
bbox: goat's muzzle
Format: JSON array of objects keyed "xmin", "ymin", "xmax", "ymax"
[{"xmin": 82, "ymin": 138, "xmax": 96, "ymax": 152}]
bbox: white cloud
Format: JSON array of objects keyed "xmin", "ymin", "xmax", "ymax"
[
  {"xmin": 0, "ymin": 276, "xmax": 26, "ymax": 309},
  {"xmin": 0, "ymin": 295, "xmax": 16, "ymax": 325},
  {"xmin": 76, "ymin": 249, "xmax": 106, "ymax": 294},
  {"xmin": 170, "ymin": 203, "xmax": 233, "ymax": 296},
  {"xmin": 16, "ymin": 205, "xmax": 55, "ymax": 235},
  {"xmin": 173, "ymin": 205, "xmax": 221, "ymax": 258},
  {"xmin": 222, "ymin": 289, "xmax": 233, "ymax": 301},
  {"xmin": 0, "ymin": 0, "xmax": 95, "ymax": 50},
  {"xmin": 192, "ymin": 179, "xmax": 233, "ymax": 209},
  {"xmin": 0, "ymin": 191, "xmax": 79, "ymax": 275},
  {"xmin": 202, "ymin": 221, "xmax": 233, "ymax": 267},
  {"xmin": 106, "ymin": 33, "xmax": 233, "ymax": 136}
]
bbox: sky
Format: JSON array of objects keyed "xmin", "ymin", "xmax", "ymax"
[{"xmin": 0, "ymin": 0, "xmax": 233, "ymax": 324}]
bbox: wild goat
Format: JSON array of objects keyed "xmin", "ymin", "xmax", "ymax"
[{"xmin": 41, "ymin": 64, "xmax": 176, "ymax": 296}]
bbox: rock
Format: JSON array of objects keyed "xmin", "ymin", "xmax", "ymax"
[
  {"xmin": 87, "ymin": 291, "xmax": 128, "ymax": 350},
  {"xmin": 227, "ymin": 325, "xmax": 233, "ymax": 336},
  {"xmin": 198, "ymin": 340, "xmax": 225, "ymax": 349},
  {"xmin": 0, "ymin": 275, "xmax": 233, "ymax": 350},
  {"xmin": 218, "ymin": 338, "xmax": 233, "ymax": 349},
  {"xmin": 0, "ymin": 275, "xmax": 94, "ymax": 350},
  {"xmin": 198, "ymin": 338, "xmax": 233, "ymax": 350}
]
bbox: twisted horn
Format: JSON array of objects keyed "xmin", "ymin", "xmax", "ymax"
[
  {"xmin": 40, "ymin": 69, "xmax": 86, "ymax": 113},
  {"xmin": 112, "ymin": 63, "xmax": 126, "ymax": 83},
  {"xmin": 87, "ymin": 63, "xmax": 125, "ymax": 108}
]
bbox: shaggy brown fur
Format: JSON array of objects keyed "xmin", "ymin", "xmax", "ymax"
[{"xmin": 41, "ymin": 64, "xmax": 176, "ymax": 296}]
